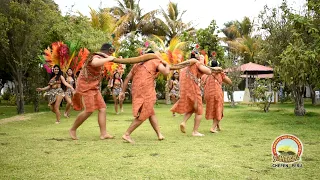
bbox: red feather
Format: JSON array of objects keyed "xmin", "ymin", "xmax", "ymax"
[{"xmin": 74, "ymin": 48, "xmax": 90, "ymax": 73}]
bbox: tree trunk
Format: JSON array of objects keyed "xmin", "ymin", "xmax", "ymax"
[
  {"xmin": 15, "ymin": 71, "xmax": 25, "ymax": 114},
  {"xmin": 34, "ymin": 93, "xmax": 39, "ymax": 112},
  {"xmin": 293, "ymin": 86, "xmax": 305, "ymax": 116},
  {"xmin": 227, "ymin": 90, "xmax": 235, "ymax": 107},
  {"xmin": 309, "ymin": 85, "xmax": 316, "ymax": 105}
]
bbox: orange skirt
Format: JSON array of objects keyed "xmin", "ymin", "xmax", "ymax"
[
  {"xmin": 204, "ymin": 93, "xmax": 223, "ymax": 120},
  {"xmin": 72, "ymin": 91, "xmax": 106, "ymax": 113}
]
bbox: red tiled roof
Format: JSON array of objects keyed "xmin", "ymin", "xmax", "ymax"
[
  {"xmin": 240, "ymin": 62, "xmax": 273, "ymax": 71},
  {"xmin": 225, "ymin": 62, "xmax": 273, "ymax": 72}
]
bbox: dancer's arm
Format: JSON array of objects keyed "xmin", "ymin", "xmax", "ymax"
[
  {"xmin": 158, "ymin": 61, "xmax": 170, "ymax": 76},
  {"xmin": 223, "ymin": 75, "xmax": 232, "ymax": 85},
  {"xmin": 198, "ymin": 64, "xmax": 212, "ymax": 75},
  {"xmin": 36, "ymin": 85, "xmax": 50, "ymax": 91},
  {"xmin": 91, "ymin": 55, "xmax": 116, "ymax": 67},
  {"xmin": 107, "ymin": 78, "xmax": 113, "ymax": 88},
  {"xmin": 60, "ymin": 76, "xmax": 75, "ymax": 91},
  {"xmin": 119, "ymin": 70, "xmax": 133, "ymax": 101}
]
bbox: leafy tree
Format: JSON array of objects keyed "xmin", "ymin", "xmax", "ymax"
[
  {"xmin": 57, "ymin": 15, "xmax": 112, "ymax": 52},
  {"xmin": 0, "ymin": 0, "xmax": 64, "ymax": 114},
  {"xmin": 252, "ymin": 78, "xmax": 278, "ymax": 112},
  {"xmin": 196, "ymin": 20, "xmax": 224, "ymax": 62},
  {"xmin": 277, "ymin": 36, "xmax": 316, "ymax": 115},
  {"xmin": 223, "ymin": 58, "xmax": 243, "ymax": 107}
]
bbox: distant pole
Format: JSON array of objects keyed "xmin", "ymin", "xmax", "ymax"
[{"xmin": 245, "ymin": 72, "xmax": 248, "ymax": 88}]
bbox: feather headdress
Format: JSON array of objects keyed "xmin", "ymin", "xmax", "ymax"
[{"xmin": 41, "ymin": 41, "xmax": 89, "ymax": 74}]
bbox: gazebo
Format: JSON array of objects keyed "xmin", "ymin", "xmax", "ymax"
[
  {"xmin": 225, "ymin": 62, "xmax": 274, "ymax": 88},
  {"xmin": 225, "ymin": 62, "xmax": 274, "ymax": 103}
]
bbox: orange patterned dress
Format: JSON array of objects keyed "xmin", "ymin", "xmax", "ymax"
[
  {"xmin": 72, "ymin": 54, "xmax": 106, "ymax": 112},
  {"xmin": 171, "ymin": 61, "xmax": 204, "ymax": 115},
  {"xmin": 131, "ymin": 59, "xmax": 161, "ymax": 121},
  {"xmin": 202, "ymin": 72, "xmax": 226, "ymax": 120}
]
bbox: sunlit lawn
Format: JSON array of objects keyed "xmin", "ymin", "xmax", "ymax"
[{"xmin": 0, "ymin": 101, "xmax": 319, "ymax": 179}]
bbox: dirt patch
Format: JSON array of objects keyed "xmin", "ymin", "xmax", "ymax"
[{"xmin": 0, "ymin": 112, "xmax": 45, "ymax": 125}]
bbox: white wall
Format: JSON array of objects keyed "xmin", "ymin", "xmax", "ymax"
[{"xmin": 224, "ymin": 91, "xmax": 245, "ymax": 102}]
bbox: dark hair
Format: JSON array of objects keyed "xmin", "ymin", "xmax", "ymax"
[
  {"xmin": 190, "ymin": 51, "xmax": 199, "ymax": 59},
  {"xmin": 100, "ymin": 43, "xmax": 114, "ymax": 54},
  {"xmin": 171, "ymin": 71, "xmax": 179, "ymax": 80},
  {"xmin": 111, "ymin": 72, "xmax": 121, "ymax": 90},
  {"xmin": 210, "ymin": 60, "xmax": 219, "ymax": 67},
  {"xmin": 146, "ymin": 50, "xmax": 154, "ymax": 54},
  {"xmin": 50, "ymin": 65, "xmax": 62, "ymax": 81},
  {"xmin": 66, "ymin": 68, "xmax": 76, "ymax": 89}
]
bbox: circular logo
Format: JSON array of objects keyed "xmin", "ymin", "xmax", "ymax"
[{"xmin": 271, "ymin": 134, "xmax": 303, "ymax": 163}]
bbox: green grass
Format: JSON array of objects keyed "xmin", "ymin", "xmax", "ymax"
[{"xmin": 0, "ymin": 102, "xmax": 319, "ymax": 179}]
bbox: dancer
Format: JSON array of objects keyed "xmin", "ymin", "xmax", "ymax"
[
  {"xmin": 171, "ymin": 52, "xmax": 222, "ymax": 136},
  {"xmin": 69, "ymin": 43, "xmax": 116, "ymax": 140},
  {"xmin": 64, "ymin": 68, "xmax": 76, "ymax": 118},
  {"xmin": 108, "ymin": 71, "xmax": 124, "ymax": 114},
  {"xmin": 69, "ymin": 43, "xmax": 157, "ymax": 140},
  {"xmin": 119, "ymin": 51, "xmax": 170, "ymax": 143},
  {"xmin": 169, "ymin": 71, "xmax": 180, "ymax": 116},
  {"xmin": 37, "ymin": 65, "xmax": 75, "ymax": 124},
  {"xmin": 202, "ymin": 60, "xmax": 232, "ymax": 133}
]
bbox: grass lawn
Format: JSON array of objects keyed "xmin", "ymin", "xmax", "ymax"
[{"xmin": 0, "ymin": 102, "xmax": 319, "ymax": 179}]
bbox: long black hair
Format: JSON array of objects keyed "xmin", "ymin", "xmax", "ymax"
[
  {"xmin": 66, "ymin": 68, "xmax": 76, "ymax": 89},
  {"xmin": 50, "ymin": 65, "xmax": 63, "ymax": 81},
  {"xmin": 171, "ymin": 71, "xmax": 179, "ymax": 81},
  {"xmin": 111, "ymin": 72, "xmax": 121, "ymax": 89}
]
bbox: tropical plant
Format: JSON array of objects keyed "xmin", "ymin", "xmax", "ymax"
[
  {"xmin": 109, "ymin": 0, "xmax": 160, "ymax": 38},
  {"xmin": 156, "ymin": 2, "xmax": 194, "ymax": 43}
]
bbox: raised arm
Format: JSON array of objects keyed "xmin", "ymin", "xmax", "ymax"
[
  {"xmin": 198, "ymin": 64, "xmax": 212, "ymax": 75},
  {"xmin": 91, "ymin": 55, "xmax": 116, "ymax": 67}
]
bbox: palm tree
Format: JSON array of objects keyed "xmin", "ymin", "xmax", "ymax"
[
  {"xmin": 155, "ymin": 2, "xmax": 194, "ymax": 43},
  {"xmin": 89, "ymin": 7, "xmax": 116, "ymax": 34},
  {"xmin": 109, "ymin": 0, "xmax": 161, "ymax": 38},
  {"xmin": 221, "ymin": 17, "xmax": 259, "ymax": 63}
]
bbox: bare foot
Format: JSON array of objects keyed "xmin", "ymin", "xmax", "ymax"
[
  {"xmin": 217, "ymin": 125, "xmax": 221, "ymax": 131},
  {"xmin": 210, "ymin": 128, "xmax": 218, "ymax": 133},
  {"xmin": 192, "ymin": 132, "xmax": 205, "ymax": 137},
  {"xmin": 122, "ymin": 134, "xmax": 134, "ymax": 143},
  {"xmin": 180, "ymin": 123, "xmax": 186, "ymax": 133},
  {"xmin": 100, "ymin": 134, "xmax": 115, "ymax": 140},
  {"xmin": 158, "ymin": 133, "xmax": 165, "ymax": 141},
  {"xmin": 69, "ymin": 129, "xmax": 78, "ymax": 140}
]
